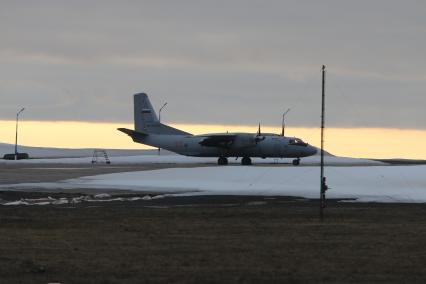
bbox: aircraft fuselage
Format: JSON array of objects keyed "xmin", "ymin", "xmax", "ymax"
[{"xmin": 134, "ymin": 133, "xmax": 317, "ymax": 159}]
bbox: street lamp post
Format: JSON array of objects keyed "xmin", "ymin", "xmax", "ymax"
[
  {"xmin": 15, "ymin": 107, "xmax": 25, "ymax": 160},
  {"xmin": 158, "ymin": 102, "xmax": 167, "ymax": 155}
]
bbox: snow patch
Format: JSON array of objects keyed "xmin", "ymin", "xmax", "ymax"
[
  {"xmin": 94, "ymin": 193, "xmax": 111, "ymax": 199},
  {"xmin": 0, "ymin": 194, "xmax": 165, "ymax": 206},
  {"xmin": 2, "ymin": 165, "xmax": 426, "ymax": 203}
]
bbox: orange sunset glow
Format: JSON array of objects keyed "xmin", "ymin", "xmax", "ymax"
[{"xmin": 0, "ymin": 120, "xmax": 425, "ymax": 159}]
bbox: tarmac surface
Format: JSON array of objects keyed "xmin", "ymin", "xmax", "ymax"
[
  {"xmin": 0, "ymin": 163, "xmax": 208, "ymax": 186},
  {"xmin": 0, "ymin": 159, "xmax": 411, "ymax": 187}
]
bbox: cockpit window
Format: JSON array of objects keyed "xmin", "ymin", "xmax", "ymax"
[{"xmin": 289, "ymin": 138, "xmax": 307, "ymax": 146}]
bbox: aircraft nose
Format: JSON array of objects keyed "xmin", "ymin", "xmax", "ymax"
[{"xmin": 308, "ymin": 146, "xmax": 317, "ymax": 156}]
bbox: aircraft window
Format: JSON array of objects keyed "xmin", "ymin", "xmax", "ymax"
[{"xmin": 289, "ymin": 138, "xmax": 307, "ymax": 146}]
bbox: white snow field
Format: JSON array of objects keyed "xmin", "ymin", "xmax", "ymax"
[{"xmin": 4, "ymin": 165, "xmax": 426, "ymax": 203}]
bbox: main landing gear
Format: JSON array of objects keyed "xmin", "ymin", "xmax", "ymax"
[
  {"xmin": 241, "ymin": 157, "xmax": 252, "ymax": 166},
  {"xmin": 218, "ymin": 157, "xmax": 228, "ymax": 165},
  {"xmin": 217, "ymin": 157, "xmax": 252, "ymax": 165},
  {"xmin": 292, "ymin": 158, "xmax": 301, "ymax": 166}
]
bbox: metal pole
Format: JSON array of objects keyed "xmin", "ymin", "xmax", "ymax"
[
  {"xmin": 158, "ymin": 102, "xmax": 167, "ymax": 155},
  {"xmin": 15, "ymin": 108, "xmax": 25, "ymax": 160},
  {"xmin": 320, "ymin": 65, "xmax": 326, "ymax": 220}
]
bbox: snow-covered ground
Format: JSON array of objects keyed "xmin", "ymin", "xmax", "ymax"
[{"xmin": 3, "ymin": 165, "xmax": 426, "ymax": 203}]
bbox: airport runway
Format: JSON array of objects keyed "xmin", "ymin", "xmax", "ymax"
[
  {"xmin": 0, "ymin": 161, "xmax": 313, "ymax": 188},
  {"xmin": 0, "ymin": 163, "xmax": 210, "ymax": 185},
  {"xmin": 0, "ymin": 158, "xmax": 404, "ymax": 186}
]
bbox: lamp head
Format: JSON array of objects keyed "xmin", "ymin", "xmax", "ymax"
[{"xmin": 17, "ymin": 107, "xmax": 25, "ymax": 115}]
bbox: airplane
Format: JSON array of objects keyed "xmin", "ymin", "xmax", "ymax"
[{"xmin": 118, "ymin": 93, "xmax": 317, "ymax": 166}]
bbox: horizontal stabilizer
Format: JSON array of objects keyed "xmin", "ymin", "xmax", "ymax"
[{"xmin": 117, "ymin": 128, "xmax": 147, "ymax": 142}]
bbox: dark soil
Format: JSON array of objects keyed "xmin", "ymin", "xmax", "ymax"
[{"xmin": 1, "ymin": 194, "xmax": 426, "ymax": 283}]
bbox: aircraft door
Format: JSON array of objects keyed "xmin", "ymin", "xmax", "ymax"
[{"xmin": 272, "ymin": 138, "xmax": 282, "ymax": 157}]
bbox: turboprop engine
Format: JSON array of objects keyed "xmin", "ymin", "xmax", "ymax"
[{"xmin": 231, "ymin": 133, "xmax": 264, "ymax": 149}]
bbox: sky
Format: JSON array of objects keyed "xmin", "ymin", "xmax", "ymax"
[{"xmin": 0, "ymin": 1, "xmax": 425, "ymax": 158}]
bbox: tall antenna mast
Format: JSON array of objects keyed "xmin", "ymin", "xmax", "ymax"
[
  {"xmin": 320, "ymin": 65, "xmax": 328, "ymax": 220},
  {"xmin": 281, "ymin": 108, "xmax": 290, "ymax": 136}
]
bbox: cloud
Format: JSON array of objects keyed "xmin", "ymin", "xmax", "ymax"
[{"xmin": 0, "ymin": 1, "xmax": 425, "ymax": 129}]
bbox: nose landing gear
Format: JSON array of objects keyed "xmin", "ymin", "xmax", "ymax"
[
  {"xmin": 292, "ymin": 158, "xmax": 300, "ymax": 166},
  {"xmin": 218, "ymin": 157, "xmax": 228, "ymax": 165}
]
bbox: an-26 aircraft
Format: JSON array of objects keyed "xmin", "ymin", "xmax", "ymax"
[{"xmin": 118, "ymin": 93, "xmax": 317, "ymax": 165}]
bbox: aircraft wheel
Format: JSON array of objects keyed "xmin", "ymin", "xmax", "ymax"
[
  {"xmin": 292, "ymin": 158, "xmax": 300, "ymax": 166},
  {"xmin": 218, "ymin": 157, "xmax": 228, "ymax": 165},
  {"xmin": 241, "ymin": 157, "xmax": 252, "ymax": 165}
]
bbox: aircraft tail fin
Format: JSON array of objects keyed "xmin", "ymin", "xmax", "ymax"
[
  {"xmin": 133, "ymin": 93, "xmax": 192, "ymax": 136},
  {"xmin": 134, "ymin": 93, "xmax": 159, "ymax": 132}
]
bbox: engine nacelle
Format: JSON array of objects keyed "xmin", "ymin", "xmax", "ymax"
[{"xmin": 231, "ymin": 134, "xmax": 261, "ymax": 149}]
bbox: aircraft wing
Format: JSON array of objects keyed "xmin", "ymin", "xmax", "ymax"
[{"xmin": 198, "ymin": 134, "xmax": 237, "ymax": 148}]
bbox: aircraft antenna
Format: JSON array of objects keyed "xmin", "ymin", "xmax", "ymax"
[
  {"xmin": 320, "ymin": 65, "xmax": 328, "ymax": 221},
  {"xmin": 158, "ymin": 102, "xmax": 167, "ymax": 155},
  {"xmin": 281, "ymin": 108, "xmax": 290, "ymax": 136}
]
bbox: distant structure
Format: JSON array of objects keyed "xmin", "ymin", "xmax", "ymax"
[
  {"xmin": 3, "ymin": 152, "xmax": 29, "ymax": 160},
  {"xmin": 91, "ymin": 149, "xmax": 111, "ymax": 164}
]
